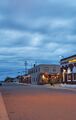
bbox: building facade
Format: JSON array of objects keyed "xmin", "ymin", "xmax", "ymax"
[
  {"xmin": 19, "ymin": 75, "xmax": 31, "ymax": 84},
  {"xmin": 60, "ymin": 55, "xmax": 76, "ymax": 84},
  {"xmin": 28, "ymin": 64, "xmax": 60, "ymax": 84}
]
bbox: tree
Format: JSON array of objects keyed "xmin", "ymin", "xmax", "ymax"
[{"xmin": 4, "ymin": 77, "xmax": 14, "ymax": 82}]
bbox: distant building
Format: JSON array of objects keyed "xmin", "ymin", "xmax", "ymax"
[
  {"xmin": 28, "ymin": 64, "xmax": 60, "ymax": 84},
  {"xmin": 4, "ymin": 77, "xmax": 14, "ymax": 82},
  {"xmin": 13, "ymin": 77, "xmax": 20, "ymax": 83},
  {"xmin": 60, "ymin": 54, "xmax": 76, "ymax": 84},
  {"xmin": 19, "ymin": 75, "xmax": 31, "ymax": 84}
]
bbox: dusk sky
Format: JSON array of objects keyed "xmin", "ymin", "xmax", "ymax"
[{"xmin": 0, "ymin": 0, "xmax": 76, "ymax": 80}]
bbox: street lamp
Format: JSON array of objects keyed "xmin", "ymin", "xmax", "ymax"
[{"xmin": 59, "ymin": 56, "xmax": 64, "ymax": 59}]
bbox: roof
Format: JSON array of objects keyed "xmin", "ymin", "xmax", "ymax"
[
  {"xmin": 60, "ymin": 54, "xmax": 76, "ymax": 61},
  {"xmin": 28, "ymin": 64, "xmax": 60, "ymax": 70},
  {"xmin": 37, "ymin": 64, "xmax": 60, "ymax": 66}
]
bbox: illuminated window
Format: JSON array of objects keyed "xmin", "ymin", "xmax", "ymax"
[{"xmin": 69, "ymin": 59, "xmax": 76, "ymax": 63}]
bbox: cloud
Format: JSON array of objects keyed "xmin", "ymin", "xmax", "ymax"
[{"xmin": 0, "ymin": 0, "xmax": 76, "ymax": 80}]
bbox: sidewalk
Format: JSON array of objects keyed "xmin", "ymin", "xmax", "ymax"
[
  {"xmin": 0, "ymin": 92, "xmax": 9, "ymax": 120},
  {"xmin": 16, "ymin": 82, "xmax": 76, "ymax": 91},
  {"xmin": 43, "ymin": 84, "xmax": 76, "ymax": 91}
]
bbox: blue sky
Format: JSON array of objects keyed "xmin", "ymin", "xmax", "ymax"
[{"xmin": 0, "ymin": 0, "xmax": 76, "ymax": 80}]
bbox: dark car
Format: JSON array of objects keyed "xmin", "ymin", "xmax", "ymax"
[{"xmin": 0, "ymin": 82, "xmax": 2, "ymax": 86}]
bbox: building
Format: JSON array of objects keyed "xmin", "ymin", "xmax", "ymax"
[
  {"xmin": 60, "ymin": 54, "xmax": 76, "ymax": 84},
  {"xmin": 28, "ymin": 64, "xmax": 60, "ymax": 84},
  {"xmin": 9, "ymin": 76, "xmax": 20, "ymax": 83},
  {"xmin": 19, "ymin": 75, "xmax": 31, "ymax": 84}
]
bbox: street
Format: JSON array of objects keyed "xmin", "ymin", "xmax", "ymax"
[{"xmin": 0, "ymin": 83, "xmax": 76, "ymax": 120}]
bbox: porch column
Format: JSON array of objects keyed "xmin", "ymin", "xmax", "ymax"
[{"xmin": 63, "ymin": 69, "xmax": 66, "ymax": 83}]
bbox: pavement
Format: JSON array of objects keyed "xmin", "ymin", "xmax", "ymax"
[
  {"xmin": 1, "ymin": 83, "xmax": 76, "ymax": 120},
  {"xmin": 17, "ymin": 82, "xmax": 76, "ymax": 91},
  {"xmin": 0, "ymin": 92, "xmax": 9, "ymax": 120}
]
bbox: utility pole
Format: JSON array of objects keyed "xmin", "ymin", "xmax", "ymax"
[
  {"xmin": 24, "ymin": 59, "xmax": 38, "ymax": 74},
  {"xmin": 24, "ymin": 61, "xmax": 28, "ymax": 75}
]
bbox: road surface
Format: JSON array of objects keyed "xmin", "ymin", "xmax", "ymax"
[{"xmin": 0, "ymin": 83, "xmax": 76, "ymax": 120}]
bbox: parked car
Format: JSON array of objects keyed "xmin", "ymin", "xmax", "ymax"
[{"xmin": 0, "ymin": 82, "xmax": 2, "ymax": 86}]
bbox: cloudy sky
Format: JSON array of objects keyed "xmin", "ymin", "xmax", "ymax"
[{"xmin": 0, "ymin": 0, "xmax": 76, "ymax": 80}]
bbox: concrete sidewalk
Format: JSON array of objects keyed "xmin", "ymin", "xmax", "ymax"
[
  {"xmin": 16, "ymin": 82, "xmax": 76, "ymax": 92},
  {"xmin": 0, "ymin": 92, "xmax": 9, "ymax": 120}
]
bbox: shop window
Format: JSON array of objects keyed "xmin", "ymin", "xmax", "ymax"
[
  {"xmin": 68, "ymin": 74, "xmax": 72, "ymax": 81},
  {"xmin": 74, "ymin": 73, "xmax": 76, "ymax": 80}
]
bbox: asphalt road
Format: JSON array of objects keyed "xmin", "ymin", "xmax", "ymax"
[{"xmin": 0, "ymin": 83, "xmax": 76, "ymax": 120}]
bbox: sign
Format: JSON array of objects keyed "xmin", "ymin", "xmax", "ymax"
[{"xmin": 69, "ymin": 59, "xmax": 76, "ymax": 63}]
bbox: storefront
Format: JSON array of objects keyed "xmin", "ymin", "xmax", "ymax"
[
  {"xmin": 38, "ymin": 72, "xmax": 61, "ymax": 85},
  {"xmin": 60, "ymin": 55, "xmax": 76, "ymax": 84}
]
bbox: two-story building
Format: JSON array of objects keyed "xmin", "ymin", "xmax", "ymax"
[
  {"xmin": 60, "ymin": 54, "xmax": 76, "ymax": 84},
  {"xmin": 28, "ymin": 64, "xmax": 60, "ymax": 84}
]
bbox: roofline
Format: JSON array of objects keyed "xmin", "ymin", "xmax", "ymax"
[
  {"xmin": 28, "ymin": 64, "xmax": 60, "ymax": 70},
  {"xmin": 60, "ymin": 54, "xmax": 76, "ymax": 61},
  {"xmin": 38, "ymin": 64, "xmax": 60, "ymax": 66}
]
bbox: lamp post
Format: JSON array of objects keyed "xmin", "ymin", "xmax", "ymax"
[
  {"xmin": 25, "ymin": 61, "xmax": 28, "ymax": 75},
  {"xmin": 59, "ymin": 56, "xmax": 64, "ymax": 59}
]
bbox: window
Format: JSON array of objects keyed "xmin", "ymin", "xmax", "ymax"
[
  {"xmin": 67, "ymin": 74, "xmax": 72, "ymax": 81},
  {"xmin": 38, "ymin": 67, "xmax": 40, "ymax": 72},
  {"xmin": 53, "ymin": 67, "xmax": 56, "ymax": 72},
  {"xmin": 36, "ymin": 68, "xmax": 37, "ymax": 72},
  {"xmin": 74, "ymin": 73, "xmax": 76, "ymax": 80},
  {"xmin": 44, "ymin": 67, "xmax": 49, "ymax": 72}
]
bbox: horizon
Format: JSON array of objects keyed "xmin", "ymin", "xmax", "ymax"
[{"xmin": 0, "ymin": 0, "xmax": 76, "ymax": 80}]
